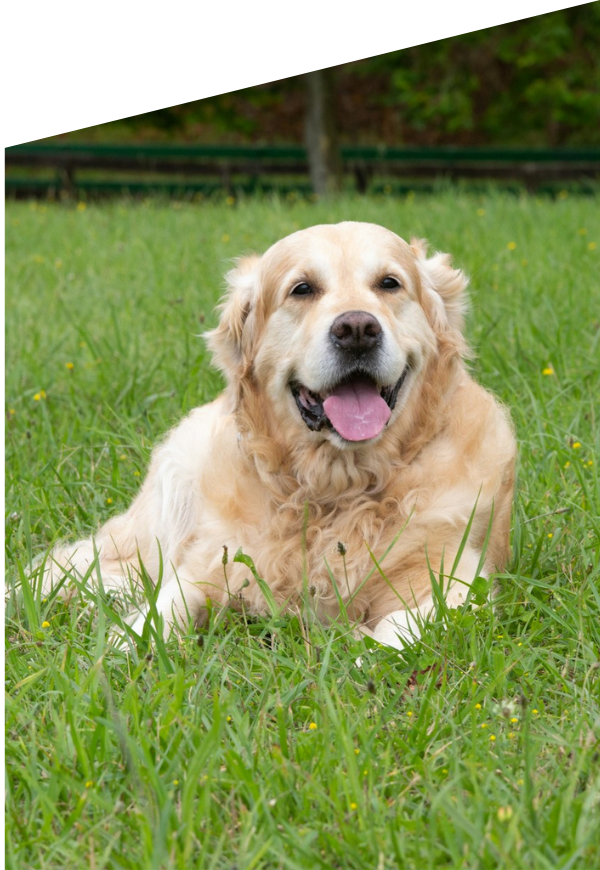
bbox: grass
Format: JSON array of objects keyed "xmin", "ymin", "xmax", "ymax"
[{"xmin": 5, "ymin": 190, "xmax": 600, "ymax": 870}]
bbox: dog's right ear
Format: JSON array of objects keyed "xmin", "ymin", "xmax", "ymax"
[{"xmin": 204, "ymin": 255, "xmax": 261, "ymax": 381}]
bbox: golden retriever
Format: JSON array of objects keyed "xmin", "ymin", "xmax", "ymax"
[{"xmin": 40, "ymin": 222, "xmax": 516, "ymax": 649}]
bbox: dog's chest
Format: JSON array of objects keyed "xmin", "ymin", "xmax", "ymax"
[{"xmin": 233, "ymin": 492, "xmax": 403, "ymax": 597}]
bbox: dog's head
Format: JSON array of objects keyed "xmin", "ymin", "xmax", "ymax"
[{"xmin": 205, "ymin": 222, "xmax": 468, "ymax": 450}]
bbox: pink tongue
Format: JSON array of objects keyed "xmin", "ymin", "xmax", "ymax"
[{"xmin": 323, "ymin": 379, "xmax": 391, "ymax": 441}]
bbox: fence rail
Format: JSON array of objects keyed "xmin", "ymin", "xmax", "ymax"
[{"xmin": 6, "ymin": 143, "xmax": 600, "ymax": 197}]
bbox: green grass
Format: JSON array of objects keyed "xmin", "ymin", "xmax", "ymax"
[{"xmin": 5, "ymin": 191, "xmax": 600, "ymax": 870}]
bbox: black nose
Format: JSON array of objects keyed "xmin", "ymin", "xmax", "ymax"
[{"xmin": 330, "ymin": 311, "xmax": 382, "ymax": 353}]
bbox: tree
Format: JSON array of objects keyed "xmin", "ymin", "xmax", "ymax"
[
  {"xmin": 304, "ymin": 68, "xmax": 343, "ymax": 195},
  {"xmin": 51, "ymin": 5, "xmax": 600, "ymax": 150},
  {"xmin": 357, "ymin": 3, "xmax": 600, "ymax": 146}
]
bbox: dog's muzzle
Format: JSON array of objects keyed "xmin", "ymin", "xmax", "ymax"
[
  {"xmin": 291, "ymin": 310, "xmax": 410, "ymax": 442},
  {"xmin": 291, "ymin": 366, "xmax": 410, "ymax": 442}
]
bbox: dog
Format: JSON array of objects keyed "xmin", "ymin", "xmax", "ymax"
[{"xmin": 39, "ymin": 221, "xmax": 516, "ymax": 649}]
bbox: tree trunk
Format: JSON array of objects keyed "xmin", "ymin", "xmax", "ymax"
[{"xmin": 304, "ymin": 69, "xmax": 342, "ymax": 196}]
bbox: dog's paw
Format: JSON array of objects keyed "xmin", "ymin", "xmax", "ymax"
[
  {"xmin": 371, "ymin": 609, "xmax": 422, "ymax": 650},
  {"xmin": 354, "ymin": 609, "xmax": 422, "ymax": 666}
]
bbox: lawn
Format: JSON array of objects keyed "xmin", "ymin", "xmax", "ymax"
[{"xmin": 5, "ymin": 191, "xmax": 600, "ymax": 870}]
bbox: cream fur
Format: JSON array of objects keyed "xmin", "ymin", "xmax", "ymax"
[{"xmin": 39, "ymin": 222, "xmax": 516, "ymax": 646}]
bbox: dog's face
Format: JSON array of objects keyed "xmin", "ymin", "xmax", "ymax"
[{"xmin": 206, "ymin": 222, "xmax": 467, "ymax": 449}]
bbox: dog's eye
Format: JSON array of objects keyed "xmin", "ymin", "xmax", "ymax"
[
  {"xmin": 380, "ymin": 277, "xmax": 402, "ymax": 291},
  {"xmin": 291, "ymin": 282, "xmax": 313, "ymax": 297}
]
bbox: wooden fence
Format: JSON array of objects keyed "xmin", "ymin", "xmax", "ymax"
[{"xmin": 6, "ymin": 143, "xmax": 600, "ymax": 197}]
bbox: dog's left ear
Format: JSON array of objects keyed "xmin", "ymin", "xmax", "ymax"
[
  {"xmin": 204, "ymin": 255, "xmax": 261, "ymax": 380},
  {"xmin": 411, "ymin": 238, "xmax": 469, "ymax": 334}
]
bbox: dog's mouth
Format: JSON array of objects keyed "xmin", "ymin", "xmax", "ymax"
[{"xmin": 291, "ymin": 367, "xmax": 410, "ymax": 442}]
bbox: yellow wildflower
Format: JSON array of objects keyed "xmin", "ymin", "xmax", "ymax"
[
  {"xmin": 542, "ymin": 366, "xmax": 554, "ymax": 376},
  {"xmin": 350, "ymin": 802, "xmax": 357, "ymax": 810},
  {"xmin": 572, "ymin": 442, "xmax": 581, "ymax": 449},
  {"xmin": 589, "ymin": 242, "xmax": 597, "ymax": 251},
  {"xmin": 475, "ymin": 703, "xmax": 482, "ymax": 710},
  {"xmin": 77, "ymin": 202, "xmax": 87, "ymax": 212},
  {"xmin": 489, "ymin": 735, "xmax": 496, "ymax": 742},
  {"xmin": 308, "ymin": 722, "xmax": 317, "ymax": 730},
  {"xmin": 221, "ymin": 233, "xmax": 230, "ymax": 243},
  {"xmin": 66, "ymin": 362, "xmax": 74, "ymax": 370},
  {"xmin": 507, "ymin": 242, "xmax": 517, "ymax": 251},
  {"xmin": 476, "ymin": 208, "xmax": 485, "ymax": 217},
  {"xmin": 42, "ymin": 621, "xmax": 50, "ymax": 629}
]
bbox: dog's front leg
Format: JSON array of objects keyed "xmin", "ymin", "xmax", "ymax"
[
  {"xmin": 126, "ymin": 572, "xmax": 208, "ymax": 639},
  {"xmin": 362, "ymin": 546, "xmax": 488, "ymax": 652}
]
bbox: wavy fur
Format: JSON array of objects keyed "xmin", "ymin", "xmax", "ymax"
[{"xmin": 40, "ymin": 222, "xmax": 516, "ymax": 644}]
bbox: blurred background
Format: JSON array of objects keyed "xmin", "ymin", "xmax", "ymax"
[{"xmin": 6, "ymin": 4, "xmax": 600, "ymax": 198}]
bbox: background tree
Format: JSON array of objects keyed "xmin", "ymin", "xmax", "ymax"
[
  {"xmin": 368, "ymin": 3, "xmax": 600, "ymax": 147},
  {"xmin": 48, "ymin": 4, "xmax": 600, "ymax": 150},
  {"xmin": 304, "ymin": 68, "xmax": 343, "ymax": 195}
]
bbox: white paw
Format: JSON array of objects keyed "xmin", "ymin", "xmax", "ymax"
[
  {"xmin": 354, "ymin": 609, "xmax": 423, "ymax": 665},
  {"xmin": 128, "ymin": 610, "xmax": 152, "ymax": 638},
  {"xmin": 371, "ymin": 609, "xmax": 422, "ymax": 651}
]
